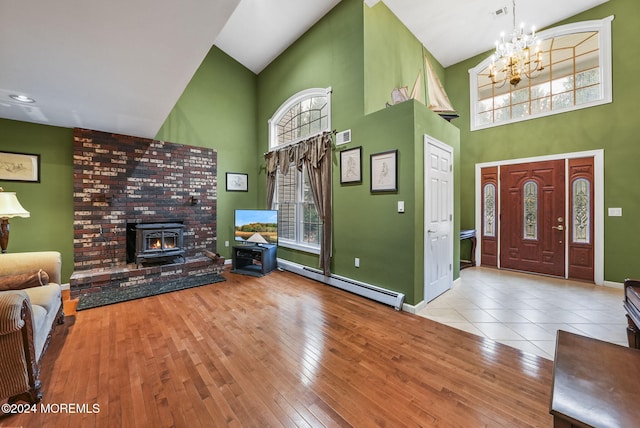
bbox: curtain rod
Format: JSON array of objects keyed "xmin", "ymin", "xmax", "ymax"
[{"xmin": 264, "ymin": 130, "xmax": 336, "ymax": 156}]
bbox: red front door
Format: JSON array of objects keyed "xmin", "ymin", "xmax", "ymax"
[{"xmin": 499, "ymin": 160, "xmax": 566, "ymax": 277}]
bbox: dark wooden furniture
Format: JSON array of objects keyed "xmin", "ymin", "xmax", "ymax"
[
  {"xmin": 460, "ymin": 229, "xmax": 476, "ymax": 269},
  {"xmin": 231, "ymin": 244, "xmax": 277, "ymax": 276},
  {"xmin": 550, "ymin": 330, "xmax": 640, "ymax": 427},
  {"xmin": 624, "ymin": 278, "xmax": 640, "ymax": 348}
]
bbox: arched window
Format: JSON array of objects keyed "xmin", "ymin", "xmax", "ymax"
[
  {"xmin": 269, "ymin": 88, "xmax": 331, "ymax": 149},
  {"xmin": 268, "ymin": 88, "xmax": 332, "ymax": 253},
  {"xmin": 469, "ymin": 16, "xmax": 613, "ymax": 130}
]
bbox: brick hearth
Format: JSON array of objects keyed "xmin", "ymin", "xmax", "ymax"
[
  {"xmin": 70, "ymin": 257, "xmax": 224, "ymax": 297},
  {"xmin": 71, "ymin": 128, "xmax": 219, "ymax": 298}
]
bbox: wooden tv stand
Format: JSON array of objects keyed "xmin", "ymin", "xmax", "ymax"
[{"xmin": 231, "ymin": 244, "xmax": 277, "ymax": 277}]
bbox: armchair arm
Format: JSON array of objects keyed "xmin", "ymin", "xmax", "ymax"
[
  {"xmin": 0, "ymin": 289, "xmax": 41, "ymax": 404},
  {"xmin": 0, "ymin": 291, "xmax": 29, "ymax": 335}
]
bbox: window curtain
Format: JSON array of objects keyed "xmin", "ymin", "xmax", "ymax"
[{"xmin": 265, "ymin": 131, "xmax": 333, "ymax": 276}]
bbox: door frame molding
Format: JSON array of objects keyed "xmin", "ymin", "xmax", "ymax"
[
  {"xmin": 424, "ymin": 135, "xmax": 454, "ymax": 301},
  {"xmin": 474, "ymin": 150, "xmax": 604, "ymax": 285}
]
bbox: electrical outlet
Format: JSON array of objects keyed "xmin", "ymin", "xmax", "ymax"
[
  {"xmin": 355, "ymin": 258, "xmax": 360, "ymax": 268},
  {"xmin": 608, "ymin": 207, "xmax": 622, "ymax": 217}
]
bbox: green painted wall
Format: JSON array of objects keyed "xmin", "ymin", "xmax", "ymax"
[
  {"xmin": 156, "ymin": 46, "xmax": 258, "ymax": 260},
  {"xmin": 255, "ymin": 0, "xmax": 459, "ymax": 304},
  {"xmin": 255, "ymin": 0, "xmax": 366, "ymax": 270},
  {"xmin": 444, "ymin": 0, "xmax": 639, "ymax": 282},
  {"xmin": 363, "ymin": 2, "xmax": 446, "ymax": 116},
  {"xmin": 339, "ymin": 103, "xmax": 417, "ymax": 303},
  {"xmin": 0, "ymin": 119, "xmax": 75, "ymax": 281},
  {"xmin": 364, "ymin": 2, "xmax": 425, "ymax": 113}
]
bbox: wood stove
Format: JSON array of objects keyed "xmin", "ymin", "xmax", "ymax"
[{"xmin": 134, "ymin": 223, "xmax": 185, "ymax": 266}]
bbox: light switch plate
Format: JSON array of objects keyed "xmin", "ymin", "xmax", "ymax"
[{"xmin": 398, "ymin": 201, "xmax": 405, "ymax": 213}]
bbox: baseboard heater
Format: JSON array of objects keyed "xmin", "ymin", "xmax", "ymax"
[{"xmin": 277, "ymin": 259, "xmax": 405, "ymax": 310}]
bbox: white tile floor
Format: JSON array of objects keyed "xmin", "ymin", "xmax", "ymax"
[{"xmin": 416, "ymin": 267, "xmax": 628, "ymax": 360}]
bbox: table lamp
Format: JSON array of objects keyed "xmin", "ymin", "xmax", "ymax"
[{"xmin": 0, "ymin": 187, "xmax": 30, "ymax": 253}]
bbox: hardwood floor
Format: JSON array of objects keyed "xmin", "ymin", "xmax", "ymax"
[{"xmin": 1, "ymin": 270, "xmax": 553, "ymax": 427}]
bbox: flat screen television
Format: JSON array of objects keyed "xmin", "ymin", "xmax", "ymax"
[{"xmin": 234, "ymin": 209, "xmax": 278, "ymax": 245}]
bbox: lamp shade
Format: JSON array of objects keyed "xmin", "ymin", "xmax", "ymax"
[{"xmin": 0, "ymin": 192, "xmax": 30, "ymax": 218}]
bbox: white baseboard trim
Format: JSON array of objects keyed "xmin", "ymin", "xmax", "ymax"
[
  {"xmin": 402, "ymin": 300, "xmax": 426, "ymax": 314},
  {"xmin": 603, "ymin": 280, "xmax": 623, "ymax": 289},
  {"xmin": 277, "ymin": 258, "xmax": 405, "ymax": 310},
  {"xmin": 403, "ymin": 277, "xmax": 461, "ymax": 313}
]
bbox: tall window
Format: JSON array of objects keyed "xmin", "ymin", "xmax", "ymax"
[
  {"xmin": 269, "ymin": 88, "xmax": 331, "ymax": 253},
  {"xmin": 469, "ymin": 16, "xmax": 613, "ymax": 130}
]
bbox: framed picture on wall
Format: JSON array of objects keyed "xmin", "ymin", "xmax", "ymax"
[
  {"xmin": 0, "ymin": 151, "xmax": 41, "ymax": 182},
  {"xmin": 340, "ymin": 146, "xmax": 362, "ymax": 184},
  {"xmin": 226, "ymin": 172, "xmax": 248, "ymax": 192},
  {"xmin": 370, "ymin": 149, "xmax": 398, "ymax": 193}
]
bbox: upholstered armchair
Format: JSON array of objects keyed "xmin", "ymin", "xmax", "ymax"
[{"xmin": 0, "ymin": 251, "xmax": 64, "ymax": 404}]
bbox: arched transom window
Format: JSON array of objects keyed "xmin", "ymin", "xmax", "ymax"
[
  {"xmin": 269, "ymin": 87, "xmax": 331, "ymax": 149},
  {"xmin": 469, "ymin": 16, "xmax": 613, "ymax": 130}
]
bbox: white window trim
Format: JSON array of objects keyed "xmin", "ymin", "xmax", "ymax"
[
  {"xmin": 275, "ymin": 164, "xmax": 322, "ymax": 255},
  {"xmin": 269, "ymin": 87, "xmax": 331, "ymax": 254},
  {"xmin": 268, "ymin": 86, "xmax": 332, "ymax": 150},
  {"xmin": 469, "ymin": 16, "xmax": 614, "ymax": 131},
  {"xmin": 279, "ymin": 239, "xmax": 321, "ymax": 255}
]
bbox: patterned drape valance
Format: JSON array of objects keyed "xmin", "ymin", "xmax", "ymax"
[{"xmin": 265, "ymin": 132, "xmax": 333, "ymax": 275}]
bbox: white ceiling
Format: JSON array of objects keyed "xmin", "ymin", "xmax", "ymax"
[
  {"xmin": 380, "ymin": 0, "xmax": 609, "ymax": 68},
  {"xmin": 0, "ymin": 0, "xmax": 609, "ymax": 139},
  {"xmin": 0, "ymin": 0, "xmax": 241, "ymax": 139}
]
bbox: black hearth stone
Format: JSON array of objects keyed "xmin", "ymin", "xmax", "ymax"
[{"xmin": 76, "ymin": 273, "xmax": 225, "ymax": 311}]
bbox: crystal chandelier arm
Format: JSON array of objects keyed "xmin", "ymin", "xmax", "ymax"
[{"xmin": 489, "ymin": 0, "xmax": 542, "ymax": 88}]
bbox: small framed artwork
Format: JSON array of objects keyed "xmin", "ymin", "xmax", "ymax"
[
  {"xmin": 370, "ymin": 149, "xmax": 398, "ymax": 193},
  {"xmin": 226, "ymin": 172, "xmax": 248, "ymax": 192},
  {"xmin": 0, "ymin": 151, "xmax": 41, "ymax": 182},
  {"xmin": 340, "ymin": 146, "xmax": 362, "ymax": 184}
]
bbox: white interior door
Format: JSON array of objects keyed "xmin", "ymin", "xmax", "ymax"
[{"xmin": 424, "ymin": 137, "xmax": 453, "ymax": 302}]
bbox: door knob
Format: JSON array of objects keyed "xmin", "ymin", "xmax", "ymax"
[{"xmin": 552, "ymin": 225, "xmax": 564, "ymax": 231}]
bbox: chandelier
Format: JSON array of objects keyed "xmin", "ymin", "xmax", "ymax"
[{"xmin": 489, "ymin": 0, "xmax": 544, "ymax": 87}]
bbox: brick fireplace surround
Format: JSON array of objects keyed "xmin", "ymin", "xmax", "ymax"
[{"xmin": 70, "ymin": 128, "xmax": 221, "ymax": 299}]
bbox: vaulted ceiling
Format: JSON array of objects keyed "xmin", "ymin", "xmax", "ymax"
[{"xmin": 0, "ymin": 0, "xmax": 608, "ymax": 139}]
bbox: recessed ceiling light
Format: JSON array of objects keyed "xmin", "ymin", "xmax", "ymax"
[{"xmin": 9, "ymin": 94, "xmax": 36, "ymax": 103}]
